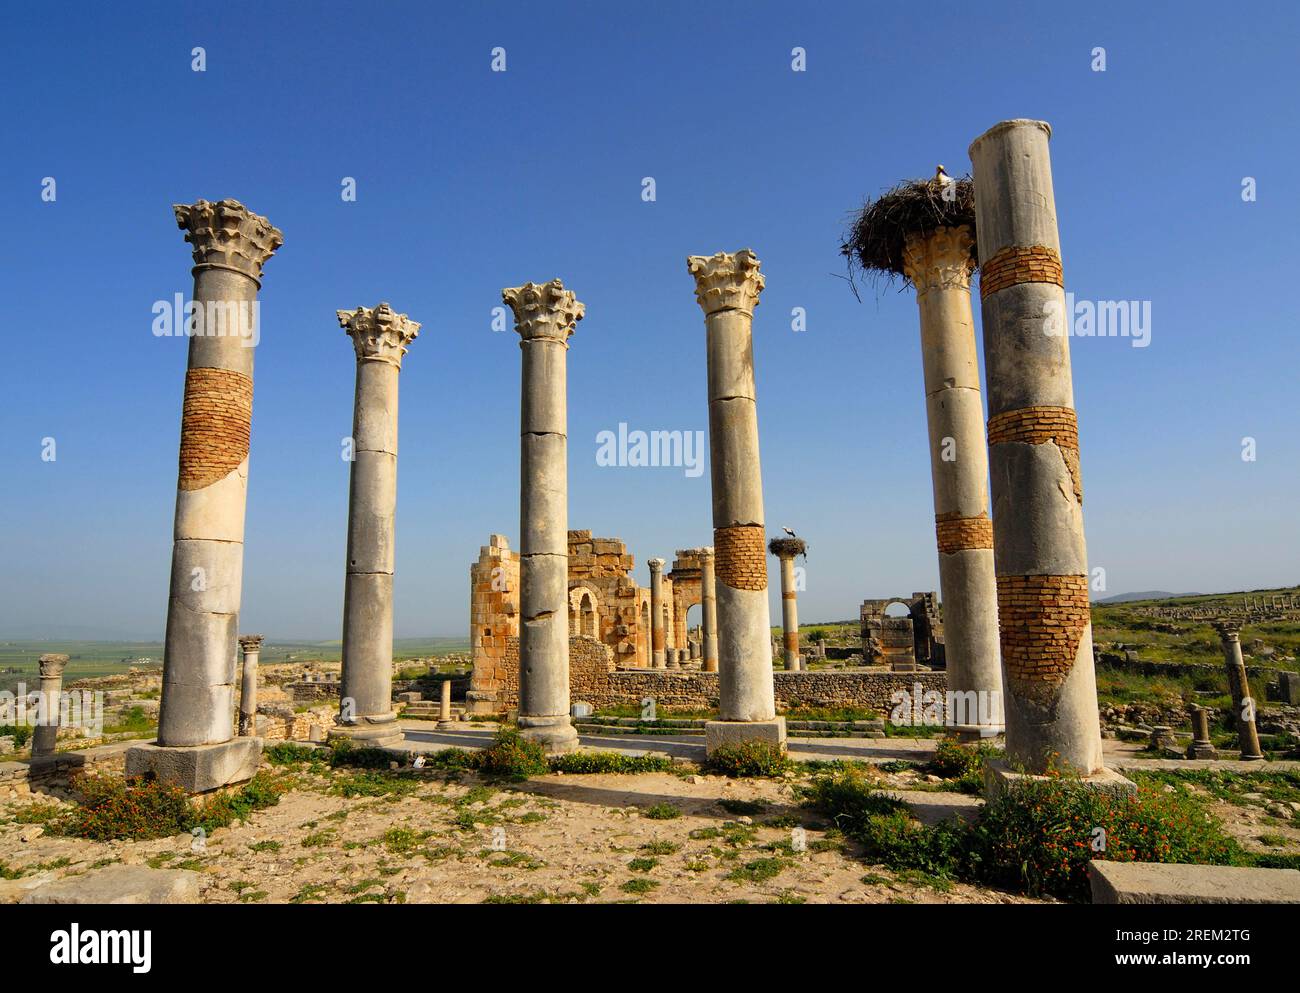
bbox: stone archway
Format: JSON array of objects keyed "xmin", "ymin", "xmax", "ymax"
[{"xmin": 568, "ymin": 585, "xmax": 602, "ymax": 640}]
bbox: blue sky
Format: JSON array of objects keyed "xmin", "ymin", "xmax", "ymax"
[{"xmin": 2, "ymin": 1, "xmax": 1297, "ymax": 640}]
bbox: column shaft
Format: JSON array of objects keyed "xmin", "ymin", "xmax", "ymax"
[
  {"xmin": 336, "ymin": 304, "xmax": 419, "ymax": 746},
  {"xmin": 506, "ymin": 280, "xmax": 583, "ymax": 753},
  {"xmin": 158, "ymin": 200, "xmax": 281, "ymax": 749},
  {"xmin": 649, "ymin": 559, "xmax": 666, "ymax": 669},
  {"xmin": 32, "ymin": 654, "xmax": 68, "ymax": 759},
  {"xmin": 779, "ymin": 556, "xmax": 800, "ymax": 670},
  {"xmin": 701, "ymin": 548, "xmax": 719, "ymax": 672},
  {"xmin": 903, "ymin": 227, "xmax": 1004, "ymax": 736},
  {"xmin": 238, "ymin": 636, "xmax": 261, "ymax": 737},
  {"xmin": 688, "ymin": 250, "xmax": 783, "ymax": 750},
  {"xmin": 971, "ymin": 121, "xmax": 1102, "ymax": 774}
]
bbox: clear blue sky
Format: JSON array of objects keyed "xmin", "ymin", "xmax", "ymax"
[{"xmin": 3, "ymin": 1, "xmax": 1297, "ymax": 640}]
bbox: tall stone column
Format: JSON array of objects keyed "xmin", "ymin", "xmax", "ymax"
[
  {"xmin": 701, "ymin": 546, "xmax": 719, "ymax": 673},
  {"xmin": 902, "ymin": 227, "xmax": 1005, "ymax": 739},
  {"xmin": 969, "ymin": 121, "xmax": 1108, "ymax": 780},
  {"xmin": 648, "ymin": 558, "xmax": 667, "ymax": 669},
  {"xmin": 333, "ymin": 303, "xmax": 420, "ymax": 749},
  {"xmin": 768, "ymin": 538, "xmax": 806, "ymax": 671},
  {"xmin": 31, "ymin": 654, "xmax": 68, "ymax": 759},
  {"xmin": 687, "ymin": 249, "xmax": 785, "ymax": 753},
  {"xmin": 237, "ymin": 635, "xmax": 262, "ymax": 737},
  {"xmin": 129, "ymin": 199, "xmax": 281, "ymax": 793},
  {"xmin": 1215, "ymin": 621, "xmax": 1264, "ymax": 761},
  {"xmin": 504, "ymin": 279, "xmax": 583, "ymax": 754}
]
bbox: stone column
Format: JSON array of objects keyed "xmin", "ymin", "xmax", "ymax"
[
  {"xmin": 129, "ymin": 199, "xmax": 281, "ymax": 793},
  {"xmin": 331, "ymin": 303, "xmax": 419, "ymax": 750},
  {"xmin": 237, "ymin": 635, "xmax": 262, "ymax": 737},
  {"xmin": 648, "ymin": 557, "xmax": 667, "ymax": 669},
  {"xmin": 768, "ymin": 538, "xmax": 806, "ymax": 671},
  {"xmin": 1186, "ymin": 706, "xmax": 1218, "ymax": 760},
  {"xmin": 901, "ymin": 226, "xmax": 1005, "ymax": 740},
  {"xmin": 437, "ymin": 678, "xmax": 455, "ymax": 729},
  {"xmin": 504, "ymin": 279, "xmax": 583, "ymax": 754},
  {"xmin": 1215, "ymin": 621, "xmax": 1264, "ymax": 761},
  {"xmin": 687, "ymin": 249, "xmax": 784, "ymax": 753},
  {"xmin": 970, "ymin": 121, "xmax": 1107, "ymax": 780},
  {"xmin": 701, "ymin": 546, "xmax": 719, "ymax": 673},
  {"xmin": 31, "ymin": 654, "xmax": 68, "ymax": 759}
]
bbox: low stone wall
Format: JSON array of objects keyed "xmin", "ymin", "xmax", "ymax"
[
  {"xmin": 594, "ymin": 669, "xmax": 947, "ymax": 715},
  {"xmin": 498, "ymin": 636, "xmax": 616, "ymax": 709},
  {"xmin": 0, "ymin": 742, "xmax": 133, "ymax": 797}
]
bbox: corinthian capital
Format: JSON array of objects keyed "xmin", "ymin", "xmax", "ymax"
[
  {"xmin": 902, "ymin": 226, "xmax": 976, "ymax": 296},
  {"xmin": 173, "ymin": 199, "xmax": 284, "ymax": 281},
  {"xmin": 686, "ymin": 249, "xmax": 764, "ymax": 316},
  {"xmin": 38, "ymin": 654, "xmax": 69, "ymax": 679},
  {"xmin": 338, "ymin": 303, "xmax": 421, "ymax": 367},
  {"xmin": 502, "ymin": 279, "xmax": 584, "ymax": 343}
]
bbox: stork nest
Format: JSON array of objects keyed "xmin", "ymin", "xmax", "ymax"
[
  {"xmin": 768, "ymin": 537, "xmax": 807, "ymax": 559},
  {"xmin": 840, "ymin": 176, "xmax": 977, "ymax": 287}
]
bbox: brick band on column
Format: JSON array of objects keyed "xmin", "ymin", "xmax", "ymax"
[
  {"xmin": 713, "ymin": 525, "xmax": 767, "ymax": 591},
  {"xmin": 935, "ymin": 512, "xmax": 994, "ymax": 554},
  {"xmin": 996, "ymin": 574, "xmax": 1090, "ymax": 702},
  {"xmin": 987, "ymin": 406, "xmax": 1082, "ymax": 503},
  {"xmin": 978, "ymin": 245, "xmax": 1063, "ymax": 299},
  {"xmin": 178, "ymin": 367, "xmax": 253, "ymax": 489}
]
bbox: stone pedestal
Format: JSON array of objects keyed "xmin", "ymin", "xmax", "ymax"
[
  {"xmin": 902, "ymin": 226, "xmax": 1004, "ymax": 738},
  {"xmin": 648, "ymin": 557, "xmax": 667, "ymax": 669},
  {"xmin": 1216, "ymin": 621, "xmax": 1264, "ymax": 761},
  {"xmin": 505, "ymin": 279, "xmax": 583, "ymax": 754},
  {"xmin": 136, "ymin": 198, "xmax": 281, "ymax": 792},
  {"xmin": 700, "ymin": 546, "xmax": 719, "ymax": 673},
  {"xmin": 984, "ymin": 759, "xmax": 1135, "ymax": 799},
  {"xmin": 237, "ymin": 635, "xmax": 262, "ymax": 737},
  {"xmin": 331, "ymin": 304, "xmax": 420, "ymax": 751},
  {"xmin": 687, "ymin": 249, "xmax": 780, "ymax": 753},
  {"xmin": 126, "ymin": 738, "xmax": 262, "ymax": 794},
  {"xmin": 769, "ymin": 538, "xmax": 806, "ymax": 671},
  {"xmin": 31, "ymin": 654, "xmax": 68, "ymax": 759},
  {"xmin": 969, "ymin": 121, "xmax": 1104, "ymax": 776}
]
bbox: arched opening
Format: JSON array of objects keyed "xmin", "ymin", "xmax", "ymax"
[
  {"xmin": 581, "ymin": 592, "xmax": 597, "ymax": 638},
  {"xmin": 661, "ymin": 605, "xmax": 672, "ymax": 649},
  {"xmin": 640, "ymin": 600, "xmax": 651, "ymax": 667},
  {"xmin": 884, "ymin": 601, "xmax": 912, "ymax": 618},
  {"xmin": 685, "ymin": 602, "xmax": 702, "ymax": 660}
]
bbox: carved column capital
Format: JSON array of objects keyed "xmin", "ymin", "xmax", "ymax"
[
  {"xmin": 1213, "ymin": 619, "xmax": 1241, "ymax": 642},
  {"xmin": 173, "ymin": 199, "xmax": 283, "ymax": 281},
  {"xmin": 338, "ymin": 303, "xmax": 421, "ymax": 368},
  {"xmin": 647, "ymin": 557, "xmax": 666, "ymax": 574},
  {"xmin": 902, "ymin": 226, "xmax": 976, "ymax": 296},
  {"xmin": 502, "ymin": 279, "xmax": 584, "ymax": 343},
  {"xmin": 686, "ymin": 248, "xmax": 764, "ymax": 316},
  {"xmin": 38, "ymin": 654, "xmax": 69, "ymax": 679},
  {"xmin": 238, "ymin": 635, "xmax": 264, "ymax": 652}
]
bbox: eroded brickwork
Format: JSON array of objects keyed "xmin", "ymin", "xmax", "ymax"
[
  {"xmin": 978, "ymin": 244, "xmax": 1063, "ymax": 299},
  {"xmin": 935, "ymin": 513, "xmax": 994, "ymax": 554},
  {"xmin": 987, "ymin": 406, "xmax": 1082, "ymax": 502},
  {"xmin": 178, "ymin": 367, "xmax": 253, "ymax": 489},
  {"xmin": 996, "ymin": 573, "xmax": 1090, "ymax": 701},
  {"xmin": 713, "ymin": 524, "xmax": 767, "ymax": 591}
]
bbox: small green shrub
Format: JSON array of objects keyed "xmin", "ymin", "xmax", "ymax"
[
  {"xmin": 703, "ymin": 741, "xmax": 790, "ymax": 778},
  {"xmin": 929, "ymin": 738, "xmax": 1001, "ymax": 793},
  {"xmin": 59, "ymin": 776, "xmax": 193, "ymax": 841},
  {"xmin": 475, "ymin": 727, "xmax": 549, "ymax": 779},
  {"xmin": 0, "ymin": 725, "xmax": 33, "ymax": 749},
  {"xmin": 548, "ymin": 751, "xmax": 675, "ymax": 775},
  {"xmin": 643, "ymin": 803, "xmax": 681, "ymax": 820}
]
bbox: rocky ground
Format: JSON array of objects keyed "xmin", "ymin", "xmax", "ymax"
[{"xmin": 0, "ymin": 760, "xmax": 1038, "ymax": 905}]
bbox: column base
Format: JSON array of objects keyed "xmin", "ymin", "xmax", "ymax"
[
  {"xmin": 983, "ymin": 759, "xmax": 1135, "ymax": 800},
  {"xmin": 705, "ymin": 717, "xmax": 787, "ymax": 756},
  {"xmin": 1186, "ymin": 743, "xmax": 1218, "ymax": 760},
  {"xmin": 328, "ymin": 715, "xmax": 405, "ymax": 750},
  {"xmin": 518, "ymin": 716, "xmax": 579, "ymax": 754},
  {"xmin": 125, "ymin": 738, "xmax": 262, "ymax": 794}
]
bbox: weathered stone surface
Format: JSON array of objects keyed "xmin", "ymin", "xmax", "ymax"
[
  {"xmin": 1089, "ymin": 861, "xmax": 1300, "ymax": 905},
  {"xmin": 705, "ymin": 717, "xmax": 786, "ymax": 753},
  {"xmin": 21, "ymin": 864, "xmax": 202, "ymax": 904},
  {"xmin": 125, "ymin": 737, "xmax": 262, "ymax": 793}
]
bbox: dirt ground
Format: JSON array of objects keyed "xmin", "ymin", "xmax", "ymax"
[{"xmin": 0, "ymin": 762, "xmax": 1041, "ymax": 905}]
